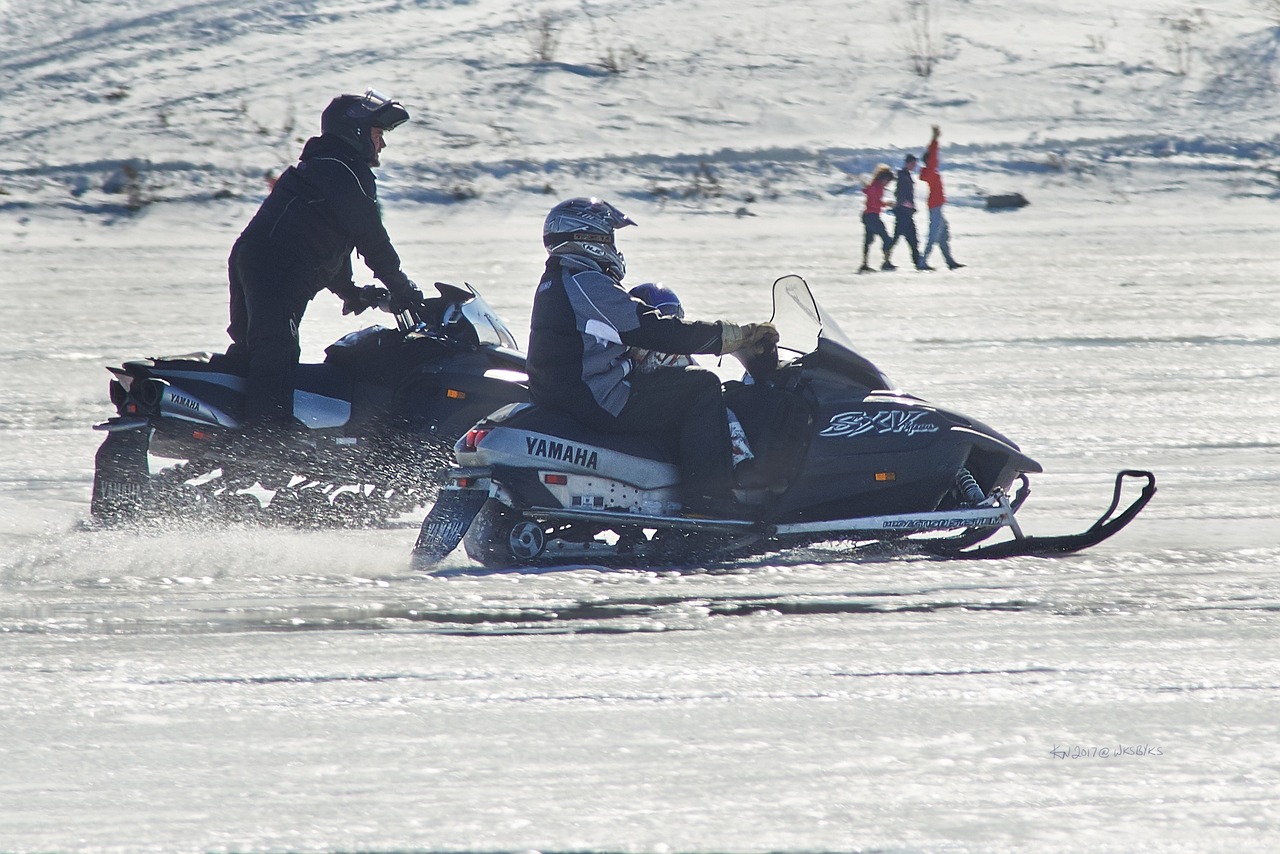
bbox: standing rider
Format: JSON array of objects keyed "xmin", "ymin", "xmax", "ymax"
[
  {"xmin": 226, "ymin": 89, "xmax": 423, "ymax": 434},
  {"xmin": 526, "ymin": 197, "xmax": 777, "ymax": 514}
]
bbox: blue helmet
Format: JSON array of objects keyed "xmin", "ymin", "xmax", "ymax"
[
  {"xmin": 629, "ymin": 282, "xmax": 683, "ymax": 319},
  {"xmin": 543, "ymin": 197, "xmax": 636, "ymax": 280},
  {"xmin": 321, "ymin": 89, "xmax": 409, "ymax": 162}
]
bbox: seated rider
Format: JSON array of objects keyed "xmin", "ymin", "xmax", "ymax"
[
  {"xmin": 625, "ymin": 282, "xmax": 693, "ymax": 372},
  {"xmin": 526, "ymin": 197, "xmax": 778, "ymax": 514},
  {"xmin": 627, "ymin": 283, "xmax": 755, "ymax": 469}
]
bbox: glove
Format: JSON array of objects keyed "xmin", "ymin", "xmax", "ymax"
[
  {"xmin": 389, "ymin": 280, "xmax": 424, "ymax": 313},
  {"xmin": 342, "ymin": 285, "xmax": 390, "ymax": 316},
  {"xmin": 719, "ymin": 321, "xmax": 779, "ymax": 355}
]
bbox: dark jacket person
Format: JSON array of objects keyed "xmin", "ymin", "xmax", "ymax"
[
  {"xmin": 226, "ymin": 90, "xmax": 421, "ymax": 427},
  {"xmin": 527, "ymin": 197, "xmax": 777, "ymax": 512}
]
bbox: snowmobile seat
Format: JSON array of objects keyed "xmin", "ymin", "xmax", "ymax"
[{"xmin": 501, "ymin": 403, "xmax": 678, "ymax": 464}]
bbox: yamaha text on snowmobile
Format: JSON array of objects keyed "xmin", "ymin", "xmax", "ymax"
[
  {"xmin": 411, "ymin": 275, "xmax": 1155, "ymax": 569},
  {"xmin": 91, "ymin": 282, "xmax": 529, "ymax": 527}
]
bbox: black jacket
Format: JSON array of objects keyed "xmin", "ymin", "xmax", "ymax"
[
  {"xmin": 233, "ymin": 135, "xmax": 413, "ymax": 300},
  {"xmin": 894, "ymin": 165, "xmax": 916, "ymax": 210},
  {"xmin": 528, "ymin": 254, "xmax": 725, "ymax": 421}
]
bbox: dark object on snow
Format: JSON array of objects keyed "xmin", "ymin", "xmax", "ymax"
[{"xmin": 985, "ymin": 193, "xmax": 1030, "ymax": 210}]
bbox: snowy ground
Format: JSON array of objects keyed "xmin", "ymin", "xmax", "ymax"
[
  {"xmin": 2, "ymin": 0, "xmax": 1279, "ymax": 851},
  {"xmin": 3, "ymin": 183, "xmax": 1279, "ymax": 852}
]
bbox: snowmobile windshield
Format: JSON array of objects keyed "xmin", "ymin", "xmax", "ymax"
[
  {"xmin": 769, "ymin": 274, "xmax": 893, "ymax": 390},
  {"xmin": 769, "ymin": 274, "xmax": 857, "ymax": 355},
  {"xmin": 458, "ymin": 289, "xmax": 521, "ymax": 351}
]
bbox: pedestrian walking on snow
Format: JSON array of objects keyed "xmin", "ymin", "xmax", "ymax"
[
  {"xmin": 920, "ymin": 125, "xmax": 965, "ymax": 270},
  {"xmin": 887, "ymin": 152, "xmax": 926, "ymax": 270},
  {"xmin": 859, "ymin": 164, "xmax": 895, "ymax": 273}
]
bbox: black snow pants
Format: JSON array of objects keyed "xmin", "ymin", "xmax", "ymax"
[
  {"xmin": 226, "ymin": 240, "xmax": 312, "ymax": 425},
  {"xmin": 576, "ymin": 365, "xmax": 734, "ymax": 505},
  {"xmin": 890, "ymin": 205, "xmax": 924, "ymax": 269}
]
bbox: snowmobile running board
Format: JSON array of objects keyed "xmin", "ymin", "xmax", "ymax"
[
  {"xmin": 769, "ymin": 505, "xmax": 1010, "ymax": 537},
  {"xmin": 526, "ymin": 503, "xmax": 1011, "ymax": 536}
]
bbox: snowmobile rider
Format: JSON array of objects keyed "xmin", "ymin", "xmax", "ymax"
[
  {"xmin": 625, "ymin": 282, "xmax": 694, "ymax": 373},
  {"xmin": 628, "ymin": 282, "xmax": 758, "ymax": 469},
  {"xmin": 527, "ymin": 197, "xmax": 778, "ymax": 514},
  {"xmin": 226, "ymin": 89, "xmax": 423, "ymax": 431}
]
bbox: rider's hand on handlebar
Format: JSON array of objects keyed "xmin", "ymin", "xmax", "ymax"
[
  {"xmin": 342, "ymin": 285, "xmax": 391, "ymax": 316},
  {"xmin": 719, "ymin": 321, "xmax": 779, "ymax": 355},
  {"xmin": 389, "ymin": 280, "xmax": 425, "ymax": 314}
]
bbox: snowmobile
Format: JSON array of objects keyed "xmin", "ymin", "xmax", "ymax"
[
  {"xmin": 91, "ymin": 282, "xmax": 530, "ymax": 527},
  {"xmin": 410, "ymin": 275, "xmax": 1155, "ymax": 569}
]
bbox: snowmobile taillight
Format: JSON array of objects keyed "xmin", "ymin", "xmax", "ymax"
[
  {"xmin": 543, "ymin": 474, "xmax": 569, "ymax": 485},
  {"xmin": 446, "ymin": 388, "xmax": 467, "ymax": 400},
  {"xmin": 125, "ymin": 403, "xmax": 139, "ymax": 414},
  {"xmin": 192, "ymin": 430, "xmax": 209, "ymax": 441},
  {"xmin": 461, "ymin": 427, "xmax": 490, "ymax": 451},
  {"xmin": 453, "ymin": 476, "xmax": 477, "ymax": 488},
  {"xmin": 875, "ymin": 471, "xmax": 897, "ymax": 482}
]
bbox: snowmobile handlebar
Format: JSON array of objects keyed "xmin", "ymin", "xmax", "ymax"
[
  {"xmin": 735, "ymin": 338, "xmax": 779, "ymax": 381},
  {"xmin": 389, "ymin": 287, "xmax": 475, "ymax": 342}
]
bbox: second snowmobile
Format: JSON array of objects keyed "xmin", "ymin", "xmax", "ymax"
[
  {"xmin": 91, "ymin": 282, "xmax": 529, "ymax": 527},
  {"xmin": 411, "ymin": 275, "xmax": 1155, "ymax": 568}
]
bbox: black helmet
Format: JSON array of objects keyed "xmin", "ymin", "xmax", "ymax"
[{"xmin": 320, "ymin": 89, "xmax": 409, "ymax": 161}]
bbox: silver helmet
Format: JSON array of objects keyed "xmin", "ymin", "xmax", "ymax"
[{"xmin": 543, "ymin": 197, "xmax": 636, "ymax": 280}]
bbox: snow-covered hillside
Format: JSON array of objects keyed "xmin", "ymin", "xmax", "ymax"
[{"xmin": 1, "ymin": 0, "xmax": 1277, "ymax": 219}]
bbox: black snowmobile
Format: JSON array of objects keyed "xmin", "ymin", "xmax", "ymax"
[
  {"xmin": 91, "ymin": 282, "xmax": 529, "ymax": 527},
  {"xmin": 411, "ymin": 275, "xmax": 1156, "ymax": 569}
]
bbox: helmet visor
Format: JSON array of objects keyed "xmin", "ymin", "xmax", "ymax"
[{"xmin": 361, "ymin": 89, "xmax": 409, "ymax": 130}]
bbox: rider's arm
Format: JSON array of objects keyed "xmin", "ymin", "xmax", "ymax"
[
  {"xmin": 313, "ymin": 158, "xmax": 415, "ymax": 295},
  {"xmin": 565, "ymin": 271, "xmax": 723, "ymax": 355},
  {"xmin": 621, "ymin": 307, "xmax": 723, "ymax": 356},
  {"xmin": 324, "ymin": 255, "xmax": 358, "ymax": 300}
]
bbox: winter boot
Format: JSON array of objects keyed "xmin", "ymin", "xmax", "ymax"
[{"xmin": 858, "ymin": 246, "xmax": 873, "ymax": 273}]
